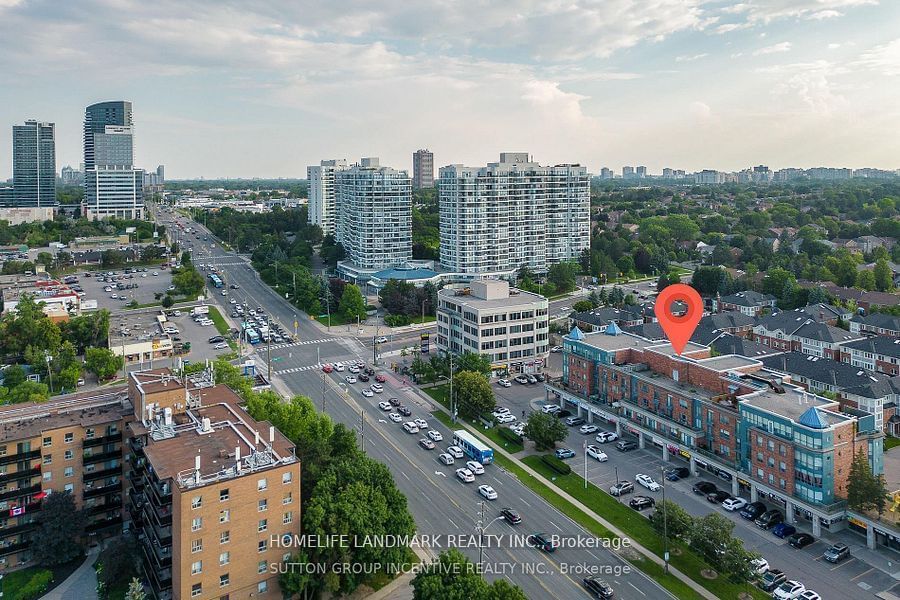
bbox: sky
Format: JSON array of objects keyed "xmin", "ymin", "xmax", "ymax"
[{"xmin": 0, "ymin": 0, "xmax": 899, "ymax": 179}]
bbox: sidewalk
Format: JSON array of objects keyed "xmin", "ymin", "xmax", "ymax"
[{"xmin": 41, "ymin": 546, "xmax": 100, "ymax": 600}]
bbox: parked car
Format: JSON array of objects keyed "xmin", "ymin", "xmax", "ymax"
[
  {"xmin": 788, "ymin": 532, "xmax": 815, "ymax": 549},
  {"xmin": 555, "ymin": 448, "xmax": 576, "ymax": 459},
  {"xmin": 438, "ymin": 453, "xmax": 454, "ymax": 465},
  {"xmin": 550, "ymin": 345, "xmax": 563, "ymax": 353},
  {"xmin": 615, "ymin": 440, "xmax": 637, "ymax": 452},
  {"xmin": 427, "ymin": 430, "xmax": 443, "ymax": 442},
  {"xmin": 739, "ymin": 501, "xmax": 767, "ymax": 520},
  {"xmin": 823, "ymin": 542, "xmax": 850, "ymax": 563},
  {"xmin": 759, "ymin": 569, "xmax": 788, "ymax": 593},
  {"xmin": 629, "ymin": 496, "xmax": 656, "ymax": 511},
  {"xmin": 722, "ymin": 497, "xmax": 748, "ymax": 512},
  {"xmin": 609, "ymin": 481, "xmax": 634, "ymax": 496},
  {"xmin": 579, "ymin": 424, "xmax": 599, "ymax": 435},
  {"xmin": 500, "ymin": 507, "xmax": 522, "ymax": 525},
  {"xmin": 749, "ymin": 557, "xmax": 769, "ymax": 576},
  {"xmin": 541, "ymin": 403, "xmax": 561, "ymax": 414},
  {"xmin": 772, "ymin": 523, "xmax": 797, "ymax": 539},
  {"xmin": 496, "ymin": 414, "xmax": 516, "ymax": 424},
  {"xmin": 515, "ymin": 374, "xmax": 530, "ymax": 384},
  {"xmin": 497, "ymin": 378, "xmax": 512, "ymax": 387},
  {"xmin": 704, "ymin": 487, "xmax": 729, "ymax": 502},
  {"xmin": 755, "ymin": 510, "xmax": 784, "ymax": 530},
  {"xmin": 564, "ymin": 416, "xmax": 585, "ymax": 427},
  {"xmin": 798, "ymin": 591, "xmax": 821, "ymax": 600},
  {"xmin": 527, "ymin": 533, "xmax": 557, "ymax": 553},
  {"xmin": 664, "ymin": 466, "xmax": 690, "ymax": 481},
  {"xmin": 595, "ymin": 431, "xmax": 618, "ymax": 443},
  {"xmin": 635, "ymin": 473, "xmax": 661, "ymax": 491},
  {"xmin": 692, "ymin": 481, "xmax": 717, "ymax": 495},
  {"xmin": 586, "ymin": 445, "xmax": 608, "ymax": 461},
  {"xmin": 772, "ymin": 580, "xmax": 805, "ymax": 600}
]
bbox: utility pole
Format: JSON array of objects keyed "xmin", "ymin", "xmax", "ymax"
[
  {"xmin": 321, "ymin": 371, "xmax": 326, "ymax": 412},
  {"xmin": 477, "ymin": 501, "xmax": 486, "ymax": 570},
  {"xmin": 449, "ymin": 353, "xmax": 456, "ymax": 422},
  {"xmin": 661, "ymin": 466, "xmax": 669, "ymax": 573},
  {"xmin": 266, "ymin": 329, "xmax": 272, "ymax": 381},
  {"xmin": 359, "ymin": 409, "xmax": 366, "ymax": 451}
]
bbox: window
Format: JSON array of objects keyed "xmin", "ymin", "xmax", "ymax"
[
  {"xmin": 283, "ymin": 492, "xmax": 292, "ymax": 505},
  {"xmin": 220, "ymin": 488, "xmax": 229, "ymax": 501},
  {"xmin": 0, "ymin": 446, "xmax": 6, "ymax": 457},
  {"xmin": 283, "ymin": 511, "xmax": 293, "ymax": 525},
  {"xmin": 85, "ymin": 428, "xmax": 95, "ymax": 439},
  {"xmin": 64, "ymin": 433, "xmax": 73, "ymax": 443},
  {"xmin": 192, "ymin": 496, "xmax": 202, "ymax": 509},
  {"xmin": 258, "ymin": 499, "xmax": 267, "ymax": 512},
  {"xmin": 64, "ymin": 467, "xmax": 74, "ymax": 477},
  {"xmin": 191, "ymin": 517, "xmax": 202, "ymax": 532},
  {"xmin": 219, "ymin": 510, "xmax": 230, "ymax": 523},
  {"xmin": 220, "ymin": 531, "xmax": 230, "ymax": 544},
  {"xmin": 64, "ymin": 450, "xmax": 73, "ymax": 460},
  {"xmin": 192, "ymin": 539, "xmax": 202, "ymax": 553},
  {"xmin": 257, "ymin": 478, "xmax": 268, "ymax": 491},
  {"xmin": 43, "ymin": 472, "xmax": 51, "ymax": 481},
  {"xmin": 219, "ymin": 551, "xmax": 230, "ymax": 566},
  {"xmin": 42, "ymin": 437, "xmax": 52, "ymax": 448},
  {"xmin": 220, "ymin": 574, "xmax": 229, "ymax": 588},
  {"xmin": 64, "ymin": 483, "xmax": 74, "ymax": 493},
  {"xmin": 191, "ymin": 560, "xmax": 202, "ymax": 575},
  {"xmin": 258, "ymin": 560, "xmax": 267, "ymax": 574},
  {"xmin": 43, "ymin": 454, "xmax": 52, "ymax": 465},
  {"xmin": 258, "ymin": 540, "xmax": 267, "ymax": 553},
  {"xmin": 258, "ymin": 519, "xmax": 267, "ymax": 532},
  {"xmin": 283, "ymin": 470, "xmax": 293, "ymax": 486},
  {"xmin": 258, "ymin": 581, "xmax": 268, "ymax": 594},
  {"xmin": 191, "ymin": 583, "xmax": 202, "ymax": 598}
]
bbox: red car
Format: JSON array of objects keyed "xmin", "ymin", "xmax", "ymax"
[
  {"xmin": 375, "ymin": 374, "xmax": 387, "ymax": 383},
  {"xmin": 321, "ymin": 364, "xmax": 334, "ymax": 373}
]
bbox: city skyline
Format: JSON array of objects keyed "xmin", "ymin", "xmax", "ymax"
[{"xmin": 0, "ymin": 1, "xmax": 898, "ymax": 179}]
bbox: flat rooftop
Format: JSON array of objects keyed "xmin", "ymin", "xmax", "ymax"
[
  {"xmin": 439, "ymin": 287, "xmax": 546, "ymax": 310},
  {"xmin": 110, "ymin": 310, "xmax": 168, "ymax": 345},
  {"xmin": 740, "ymin": 386, "xmax": 849, "ymax": 425},
  {"xmin": 579, "ymin": 330, "xmax": 709, "ymax": 357},
  {"xmin": 697, "ymin": 354, "xmax": 762, "ymax": 373},
  {"xmin": 0, "ymin": 386, "xmax": 131, "ymax": 442}
]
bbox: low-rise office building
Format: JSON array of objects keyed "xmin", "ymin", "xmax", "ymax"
[
  {"xmin": 108, "ymin": 310, "xmax": 174, "ymax": 368},
  {"xmin": 0, "ymin": 274, "xmax": 80, "ymax": 315},
  {"xmin": 436, "ymin": 279, "xmax": 549, "ymax": 375}
]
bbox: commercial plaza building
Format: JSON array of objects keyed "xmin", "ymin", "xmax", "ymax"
[
  {"xmin": 306, "ymin": 159, "xmax": 347, "ymax": 236},
  {"xmin": 546, "ymin": 324, "xmax": 883, "ymax": 540},
  {"xmin": 10, "ymin": 120, "xmax": 57, "ymax": 209},
  {"xmin": 335, "ymin": 158, "xmax": 412, "ymax": 278},
  {"xmin": 83, "ymin": 101, "xmax": 144, "ymax": 220},
  {"xmin": 436, "ymin": 279, "xmax": 549, "ymax": 374},
  {"xmin": 438, "ymin": 153, "xmax": 590, "ymax": 274}
]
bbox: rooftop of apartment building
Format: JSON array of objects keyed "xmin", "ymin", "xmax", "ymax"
[
  {"xmin": 109, "ymin": 310, "xmax": 170, "ymax": 347},
  {"xmin": 573, "ymin": 326, "xmax": 708, "ymax": 357},
  {"xmin": 760, "ymin": 352, "xmax": 880, "ymax": 389},
  {"xmin": 438, "ymin": 279, "xmax": 546, "ymax": 310},
  {"xmin": 0, "ymin": 385, "xmax": 131, "ymax": 442},
  {"xmin": 852, "ymin": 313, "xmax": 900, "ymax": 331},
  {"xmin": 841, "ymin": 336, "xmax": 900, "ymax": 358},
  {"xmin": 740, "ymin": 385, "xmax": 850, "ymax": 426},
  {"xmin": 718, "ymin": 290, "xmax": 776, "ymax": 306}
]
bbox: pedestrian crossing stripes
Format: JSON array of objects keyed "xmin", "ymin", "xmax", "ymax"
[
  {"xmin": 264, "ymin": 337, "xmax": 340, "ymax": 351},
  {"xmin": 205, "ymin": 261, "xmax": 247, "ymax": 267},
  {"xmin": 274, "ymin": 357, "xmax": 364, "ymax": 376}
]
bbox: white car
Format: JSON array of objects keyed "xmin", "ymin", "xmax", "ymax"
[
  {"xmin": 375, "ymin": 336, "xmax": 388, "ymax": 344},
  {"xmin": 496, "ymin": 414, "xmax": 516, "ymax": 424},
  {"xmin": 388, "ymin": 412, "xmax": 402, "ymax": 423},
  {"xmin": 164, "ymin": 327, "xmax": 179, "ymax": 334},
  {"xmin": 172, "ymin": 311, "xmax": 182, "ymax": 317},
  {"xmin": 403, "ymin": 422, "xmax": 420, "ymax": 434},
  {"xmin": 749, "ymin": 557, "xmax": 769, "ymax": 575},
  {"xmin": 456, "ymin": 468, "xmax": 475, "ymax": 483},
  {"xmin": 427, "ymin": 430, "xmax": 443, "ymax": 442},
  {"xmin": 579, "ymin": 424, "xmax": 599, "ymax": 435},
  {"xmin": 492, "ymin": 407, "xmax": 510, "ymax": 417},
  {"xmin": 773, "ymin": 581, "xmax": 806, "ymax": 600},
  {"xmin": 348, "ymin": 365, "xmax": 360, "ymax": 374},
  {"xmin": 213, "ymin": 342, "xmax": 228, "ymax": 350},
  {"xmin": 229, "ymin": 299, "xmax": 237, "ymax": 304},
  {"xmin": 478, "ymin": 484, "xmax": 498, "ymax": 500},
  {"xmin": 497, "ymin": 379, "xmax": 511, "ymax": 387},
  {"xmin": 447, "ymin": 446, "xmax": 464, "ymax": 459},
  {"xmin": 798, "ymin": 591, "xmax": 821, "ymax": 600},
  {"xmin": 722, "ymin": 497, "xmax": 748, "ymax": 512},
  {"xmin": 596, "ymin": 431, "xmax": 619, "ymax": 443},
  {"xmin": 221, "ymin": 291, "xmax": 228, "ymax": 296},
  {"xmin": 377, "ymin": 401, "xmax": 392, "ymax": 411},
  {"xmin": 414, "ymin": 418, "xmax": 428, "ymax": 430},
  {"xmin": 466, "ymin": 461, "xmax": 485, "ymax": 475},
  {"xmin": 110, "ymin": 294, "xmax": 118, "ymax": 299},
  {"xmin": 541, "ymin": 404, "xmax": 561, "ymax": 414},
  {"xmin": 335, "ymin": 364, "xmax": 345, "ymax": 372},
  {"xmin": 152, "ymin": 271, "xmax": 159, "ymax": 276},
  {"xmin": 104, "ymin": 286, "xmax": 112, "ymax": 292},
  {"xmin": 370, "ymin": 383, "xmax": 384, "ymax": 393},
  {"xmin": 635, "ymin": 474, "xmax": 661, "ymax": 491},
  {"xmin": 439, "ymin": 453, "xmax": 455, "ymax": 466},
  {"xmin": 509, "ymin": 424, "xmax": 525, "ymax": 436},
  {"xmin": 362, "ymin": 389, "xmax": 374, "ymax": 398},
  {"xmin": 586, "ymin": 445, "xmax": 608, "ymax": 462},
  {"xmin": 345, "ymin": 376, "xmax": 357, "ymax": 384}
]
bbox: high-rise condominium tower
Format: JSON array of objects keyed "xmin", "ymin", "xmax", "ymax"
[
  {"xmin": 439, "ymin": 152, "xmax": 590, "ymax": 274},
  {"xmin": 412, "ymin": 149, "xmax": 434, "ymax": 189},
  {"xmin": 11, "ymin": 120, "xmax": 56, "ymax": 207},
  {"xmin": 307, "ymin": 159, "xmax": 347, "ymax": 235},
  {"xmin": 83, "ymin": 101, "xmax": 143, "ymax": 219}
]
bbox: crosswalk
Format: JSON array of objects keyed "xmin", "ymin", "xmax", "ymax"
[
  {"xmin": 256, "ymin": 337, "xmax": 340, "ymax": 351},
  {"xmin": 274, "ymin": 357, "xmax": 363, "ymax": 376},
  {"xmin": 205, "ymin": 260, "xmax": 247, "ymax": 267}
]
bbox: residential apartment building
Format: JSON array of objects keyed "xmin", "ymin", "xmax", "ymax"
[
  {"xmin": 752, "ymin": 312, "xmax": 864, "ymax": 359},
  {"xmin": 840, "ymin": 336, "xmax": 900, "ymax": 376},
  {"xmin": 82, "ymin": 101, "xmax": 144, "ymax": 220},
  {"xmin": 850, "ymin": 313, "xmax": 900, "ymax": 338},
  {"xmin": 714, "ymin": 291, "xmax": 776, "ymax": 316},
  {"xmin": 10, "ymin": 121, "xmax": 57, "ymax": 209},
  {"xmin": 306, "ymin": 159, "xmax": 347, "ymax": 236},
  {"xmin": 335, "ymin": 158, "xmax": 412, "ymax": 278},
  {"xmin": 126, "ymin": 368, "xmax": 301, "ymax": 600},
  {"xmin": 412, "ymin": 149, "xmax": 434, "ymax": 189},
  {"xmin": 436, "ymin": 279, "xmax": 549, "ymax": 375},
  {"xmin": 546, "ymin": 325, "xmax": 882, "ymax": 538},
  {"xmin": 0, "ymin": 387, "xmax": 131, "ymax": 570},
  {"xmin": 438, "ymin": 153, "xmax": 590, "ymax": 275}
]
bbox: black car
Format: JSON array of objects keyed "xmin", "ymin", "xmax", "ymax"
[
  {"xmin": 706, "ymin": 490, "xmax": 731, "ymax": 504},
  {"xmin": 754, "ymin": 510, "xmax": 784, "ymax": 530},
  {"xmin": 364, "ymin": 367, "xmax": 375, "ymax": 376},
  {"xmin": 692, "ymin": 481, "xmax": 717, "ymax": 495},
  {"xmin": 739, "ymin": 501, "xmax": 767, "ymax": 520},
  {"xmin": 397, "ymin": 405, "xmax": 412, "ymax": 417},
  {"xmin": 629, "ymin": 496, "xmax": 656, "ymax": 511},
  {"xmin": 788, "ymin": 532, "xmax": 815, "ymax": 549},
  {"xmin": 582, "ymin": 576, "xmax": 614, "ymax": 599},
  {"xmin": 358, "ymin": 374, "xmax": 370, "ymax": 382},
  {"xmin": 616, "ymin": 440, "xmax": 638, "ymax": 452},
  {"xmin": 758, "ymin": 568, "xmax": 786, "ymax": 592},
  {"xmin": 500, "ymin": 507, "xmax": 522, "ymax": 525},
  {"xmin": 823, "ymin": 542, "xmax": 850, "ymax": 563},
  {"xmin": 534, "ymin": 373, "xmax": 546, "ymax": 383},
  {"xmin": 230, "ymin": 284, "xmax": 239, "ymax": 289},
  {"xmin": 208, "ymin": 335, "xmax": 225, "ymax": 344},
  {"xmin": 527, "ymin": 533, "xmax": 557, "ymax": 553},
  {"xmin": 664, "ymin": 466, "xmax": 690, "ymax": 481},
  {"xmin": 388, "ymin": 397, "xmax": 401, "ymax": 407}
]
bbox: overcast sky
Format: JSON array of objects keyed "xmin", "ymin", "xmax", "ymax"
[{"xmin": 1, "ymin": 0, "xmax": 898, "ymax": 179}]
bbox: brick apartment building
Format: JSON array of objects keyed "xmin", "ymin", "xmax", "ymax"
[
  {"xmin": 548, "ymin": 325, "xmax": 883, "ymax": 537},
  {"xmin": 850, "ymin": 313, "xmax": 900, "ymax": 338},
  {"xmin": 714, "ymin": 290, "xmax": 776, "ymax": 316},
  {"xmin": 126, "ymin": 368, "xmax": 301, "ymax": 600},
  {"xmin": 840, "ymin": 336, "xmax": 900, "ymax": 376},
  {"xmin": 752, "ymin": 312, "xmax": 864, "ymax": 359},
  {"xmin": 0, "ymin": 387, "xmax": 132, "ymax": 569}
]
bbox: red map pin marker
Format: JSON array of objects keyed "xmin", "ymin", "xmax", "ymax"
[{"xmin": 654, "ymin": 283, "xmax": 703, "ymax": 355}]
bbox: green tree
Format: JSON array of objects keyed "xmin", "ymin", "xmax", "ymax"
[
  {"xmin": 2, "ymin": 364, "xmax": 26, "ymax": 388},
  {"xmin": 547, "ymin": 261, "xmax": 579, "ymax": 294},
  {"xmin": 4, "ymin": 380, "xmax": 49, "ymax": 404},
  {"xmin": 124, "ymin": 578, "xmax": 146, "ymax": 600},
  {"xmin": 847, "ymin": 449, "xmax": 889, "ymax": 515},
  {"xmin": 573, "ymin": 300, "xmax": 594, "ymax": 313},
  {"xmin": 523, "ymin": 411, "xmax": 568, "ymax": 451},
  {"xmin": 338, "ymin": 283, "xmax": 367, "ymax": 322},
  {"xmin": 173, "ymin": 267, "xmax": 205, "ymax": 297},
  {"xmin": 649, "ymin": 500, "xmax": 693, "ymax": 541},
  {"xmin": 453, "ymin": 370, "xmax": 495, "ymax": 419},
  {"xmin": 412, "ymin": 549, "xmax": 528, "ymax": 600},
  {"xmin": 856, "ymin": 269, "xmax": 876, "ymax": 291},
  {"xmin": 454, "ymin": 351, "xmax": 493, "ymax": 378},
  {"xmin": 101, "ymin": 249, "xmax": 126, "ymax": 267},
  {"xmin": 85, "ymin": 347, "xmax": 123, "ymax": 380},
  {"xmin": 161, "ymin": 295, "xmax": 175, "ymax": 308},
  {"xmin": 874, "ymin": 258, "xmax": 894, "ymax": 291},
  {"xmin": 32, "ymin": 491, "xmax": 86, "ymax": 566},
  {"xmin": 689, "ymin": 512, "xmax": 735, "ymax": 568}
]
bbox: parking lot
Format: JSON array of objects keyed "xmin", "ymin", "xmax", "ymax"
[
  {"xmin": 163, "ymin": 308, "xmax": 234, "ymax": 363},
  {"xmin": 78, "ymin": 266, "xmax": 174, "ymax": 310}
]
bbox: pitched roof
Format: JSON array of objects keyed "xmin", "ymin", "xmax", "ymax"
[
  {"xmin": 840, "ymin": 336, "xmax": 900, "ymax": 359},
  {"xmin": 755, "ymin": 311, "xmax": 814, "ymax": 335},
  {"xmin": 567, "ymin": 326, "xmax": 585, "ymax": 341},
  {"xmin": 570, "ymin": 306, "xmax": 644, "ymax": 327},
  {"xmin": 852, "ymin": 313, "xmax": 900, "ymax": 331},
  {"xmin": 718, "ymin": 290, "xmax": 776, "ymax": 307},
  {"xmin": 792, "ymin": 321, "xmax": 862, "ymax": 344},
  {"xmin": 710, "ymin": 334, "xmax": 785, "ymax": 359},
  {"xmin": 797, "ymin": 303, "xmax": 849, "ymax": 321},
  {"xmin": 761, "ymin": 352, "xmax": 875, "ymax": 389},
  {"xmin": 843, "ymin": 376, "xmax": 900, "ymax": 400},
  {"xmin": 799, "ymin": 407, "xmax": 830, "ymax": 429}
]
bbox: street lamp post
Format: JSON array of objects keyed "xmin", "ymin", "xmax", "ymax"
[
  {"xmin": 476, "ymin": 501, "xmax": 506, "ymax": 573},
  {"xmin": 661, "ymin": 466, "xmax": 669, "ymax": 574}
]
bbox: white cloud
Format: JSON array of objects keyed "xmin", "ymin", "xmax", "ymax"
[
  {"xmin": 675, "ymin": 53, "xmax": 709, "ymax": 62},
  {"xmin": 753, "ymin": 42, "xmax": 792, "ymax": 55},
  {"xmin": 718, "ymin": 1, "xmax": 878, "ymax": 24},
  {"xmin": 856, "ymin": 38, "xmax": 900, "ymax": 75},
  {"xmin": 808, "ymin": 10, "xmax": 843, "ymax": 19}
]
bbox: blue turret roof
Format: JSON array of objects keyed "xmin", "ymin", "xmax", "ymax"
[
  {"xmin": 798, "ymin": 406, "xmax": 829, "ymax": 429},
  {"xmin": 567, "ymin": 326, "xmax": 585, "ymax": 341},
  {"xmin": 605, "ymin": 321, "xmax": 622, "ymax": 336}
]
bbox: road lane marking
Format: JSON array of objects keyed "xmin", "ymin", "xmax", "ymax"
[
  {"xmin": 629, "ymin": 582, "xmax": 647, "ymax": 596},
  {"xmin": 549, "ymin": 520, "xmax": 563, "ymax": 532}
]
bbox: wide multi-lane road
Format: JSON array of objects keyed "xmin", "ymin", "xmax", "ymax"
[{"xmin": 153, "ymin": 209, "xmax": 673, "ymax": 599}]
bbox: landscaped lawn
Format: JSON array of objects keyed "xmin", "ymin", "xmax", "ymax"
[{"xmin": 885, "ymin": 436, "xmax": 900, "ymax": 451}]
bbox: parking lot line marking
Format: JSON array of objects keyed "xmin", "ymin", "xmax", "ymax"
[
  {"xmin": 830, "ymin": 557, "xmax": 855, "ymax": 571},
  {"xmin": 851, "ymin": 567, "xmax": 874, "ymax": 581}
]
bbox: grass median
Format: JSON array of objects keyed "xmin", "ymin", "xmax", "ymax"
[{"xmin": 423, "ymin": 385, "xmax": 523, "ymax": 452}]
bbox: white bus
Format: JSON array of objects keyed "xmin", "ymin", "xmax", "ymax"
[{"xmin": 452, "ymin": 430, "xmax": 494, "ymax": 464}]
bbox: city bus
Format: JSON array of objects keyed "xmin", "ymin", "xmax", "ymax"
[
  {"xmin": 452, "ymin": 430, "xmax": 494, "ymax": 464},
  {"xmin": 244, "ymin": 328, "xmax": 260, "ymax": 345},
  {"xmin": 209, "ymin": 274, "xmax": 223, "ymax": 288}
]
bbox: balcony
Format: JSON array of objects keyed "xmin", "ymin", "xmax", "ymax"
[
  {"xmin": 83, "ymin": 432, "xmax": 123, "ymax": 448},
  {"xmin": 143, "ymin": 497, "xmax": 172, "ymax": 527},
  {"xmin": 0, "ymin": 465, "xmax": 42, "ymax": 483},
  {"xmin": 84, "ymin": 466, "xmax": 121, "ymax": 482},
  {"xmin": 0, "ymin": 521, "xmax": 37, "ymax": 538},
  {"xmin": 0, "ymin": 483, "xmax": 41, "ymax": 502},
  {"xmin": 82, "ymin": 449, "xmax": 122, "ymax": 465},
  {"xmin": 85, "ymin": 515, "xmax": 122, "ymax": 534},
  {"xmin": 86, "ymin": 496, "xmax": 122, "ymax": 515},
  {"xmin": 0, "ymin": 540, "xmax": 31, "ymax": 557},
  {"xmin": 141, "ymin": 530, "xmax": 172, "ymax": 568},
  {"xmin": 84, "ymin": 481, "xmax": 122, "ymax": 499},
  {"xmin": 143, "ymin": 510, "xmax": 172, "ymax": 544},
  {"xmin": 0, "ymin": 450, "xmax": 41, "ymax": 466}
]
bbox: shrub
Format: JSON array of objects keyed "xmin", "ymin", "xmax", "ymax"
[
  {"xmin": 16, "ymin": 570, "xmax": 53, "ymax": 600},
  {"xmin": 385, "ymin": 314, "xmax": 411, "ymax": 327},
  {"xmin": 498, "ymin": 427, "xmax": 523, "ymax": 445},
  {"xmin": 541, "ymin": 454, "xmax": 572, "ymax": 475}
]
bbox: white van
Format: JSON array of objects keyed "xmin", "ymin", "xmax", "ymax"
[{"xmin": 402, "ymin": 422, "xmax": 420, "ymax": 434}]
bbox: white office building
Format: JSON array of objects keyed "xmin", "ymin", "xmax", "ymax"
[
  {"xmin": 307, "ymin": 159, "xmax": 347, "ymax": 235},
  {"xmin": 335, "ymin": 158, "xmax": 411, "ymax": 277},
  {"xmin": 439, "ymin": 153, "xmax": 590, "ymax": 275},
  {"xmin": 436, "ymin": 279, "xmax": 550, "ymax": 375},
  {"xmin": 84, "ymin": 165, "xmax": 144, "ymax": 220}
]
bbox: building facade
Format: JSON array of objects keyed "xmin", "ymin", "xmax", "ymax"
[
  {"xmin": 335, "ymin": 158, "xmax": 411, "ymax": 274},
  {"xmin": 306, "ymin": 159, "xmax": 347, "ymax": 236},
  {"xmin": 11, "ymin": 121, "xmax": 56, "ymax": 209},
  {"xmin": 438, "ymin": 153, "xmax": 590, "ymax": 274},
  {"xmin": 436, "ymin": 279, "xmax": 549, "ymax": 374},
  {"xmin": 82, "ymin": 101, "xmax": 143, "ymax": 220},
  {"xmin": 83, "ymin": 101, "xmax": 133, "ymax": 171},
  {"xmin": 84, "ymin": 166, "xmax": 144, "ymax": 220},
  {"xmin": 412, "ymin": 149, "xmax": 434, "ymax": 189}
]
